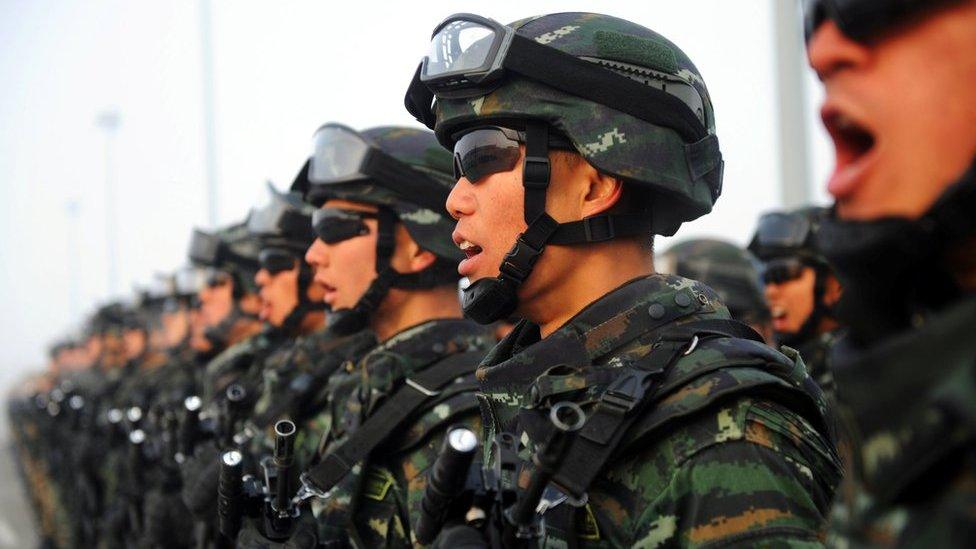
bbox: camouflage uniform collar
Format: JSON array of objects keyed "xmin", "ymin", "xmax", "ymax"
[
  {"xmin": 479, "ymin": 274, "xmax": 720, "ymax": 392},
  {"xmin": 361, "ymin": 318, "xmax": 491, "ymax": 380},
  {"xmin": 832, "ymin": 295, "xmax": 976, "ymax": 501}
]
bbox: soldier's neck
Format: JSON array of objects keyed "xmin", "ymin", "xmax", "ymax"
[
  {"xmin": 299, "ymin": 310, "xmax": 326, "ymax": 335},
  {"xmin": 371, "ymin": 286, "xmax": 463, "ymax": 342},
  {"xmin": 527, "ymin": 242, "xmax": 655, "ymax": 339}
]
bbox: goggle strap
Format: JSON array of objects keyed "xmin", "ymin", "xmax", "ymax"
[
  {"xmin": 405, "ymin": 63, "xmax": 437, "ymax": 128},
  {"xmin": 503, "ymin": 34, "xmax": 706, "ymax": 142},
  {"xmin": 363, "ymin": 148, "xmax": 450, "ymax": 214}
]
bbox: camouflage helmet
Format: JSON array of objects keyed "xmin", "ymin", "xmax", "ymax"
[
  {"xmin": 306, "ymin": 124, "xmax": 461, "ymax": 262},
  {"xmin": 247, "ymin": 182, "xmax": 317, "ymax": 255},
  {"xmin": 187, "ymin": 221, "xmax": 261, "ymax": 296},
  {"xmin": 406, "ymin": 12, "xmax": 723, "ymax": 236},
  {"xmin": 659, "ymin": 238, "xmax": 770, "ymax": 325},
  {"xmin": 748, "ymin": 206, "xmax": 830, "ymax": 265}
]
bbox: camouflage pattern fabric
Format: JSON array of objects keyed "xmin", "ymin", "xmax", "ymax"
[
  {"xmin": 794, "ymin": 331, "xmax": 837, "ymax": 402},
  {"xmin": 429, "ymin": 12, "xmax": 722, "ymax": 236},
  {"xmin": 202, "ymin": 325, "xmax": 285, "ymax": 407},
  {"xmin": 299, "ymin": 319, "xmax": 494, "ymax": 547},
  {"xmin": 238, "ymin": 327, "xmax": 377, "ymax": 492},
  {"xmin": 659, "ymin": 238, "xmax": 770, "ymax": 328},
  {"xmin": 476, "ymin": 275, "xmax": 841, "ymax": 547},
  {"xmin": 827, "ymin": 295, "xmax": 976, "ymax": 547}
]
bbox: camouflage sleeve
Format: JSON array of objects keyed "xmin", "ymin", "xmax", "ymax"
[
  {"xmin": 590, "ymin": 398, "xmax": 840, "ymax": 548},
  {"xmin": 350, "ymin": 392, "xmax": 482, "ymax": 548}
]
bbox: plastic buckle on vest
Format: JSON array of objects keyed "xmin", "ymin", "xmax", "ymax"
[
  {"xmin": 522, "ymin": 156, "xmax": 551, "ymax": 188},
  {"xmin": 582, "ymin": 216, "xmax": 616, "ymax": 243},
  {"xmin": 599, "ymin": 371, "xmax": 650, "ymax": 416},
  {"xmin": 499, "ymin": 235, "xmax": 544, "ymax": 283}
]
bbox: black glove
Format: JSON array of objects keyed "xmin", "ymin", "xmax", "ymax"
[
  {"xmin": 235, "ymin": 507, "xmax": 319, "ymax": 549},
  {"xmin": 143, "ymin": 488, "xmax": 195, "ymax": 548},
  {"xmin": 180, "ymin": 440, "xmax": 220, "ymax": 519},
  {"xmin": 432, "ymin": 525, "xmax": 489, "ymax": 549}
]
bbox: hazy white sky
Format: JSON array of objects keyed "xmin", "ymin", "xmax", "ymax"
[{"xmin": 0, "ymin": 0, "xmax": 834, "ymax": 385}]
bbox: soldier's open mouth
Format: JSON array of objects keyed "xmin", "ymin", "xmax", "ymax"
[
  {"xmin": 822, "ymin": 106, "xmax": 879, "ymax": 199},
  {"xmin": 770, "ymin": 306, "xmax": 787, "ymax": 321},
  {"xmin": 459, "ymin": 240, "xmax": 483, "ymax": 259}
]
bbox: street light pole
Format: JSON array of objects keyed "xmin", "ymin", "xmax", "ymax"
[
  {"xmin": 96, "ymin": 110, "xmax": 121, "ymax": 297},
  {"xmin": 64, "ymin": 198, "xmax": 82, "ymax": 318},
  {"xmin": 772, "ymin": 0, "xmax": 812, "ymax": 207},
  {"xmin": 199, "ymin": 0, "xmax": 220, "ymax": 227}
]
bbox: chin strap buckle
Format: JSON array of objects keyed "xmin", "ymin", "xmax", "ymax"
[{"xmin": 499, "ymin": 235, "xmax": 545, "ymax": 284}]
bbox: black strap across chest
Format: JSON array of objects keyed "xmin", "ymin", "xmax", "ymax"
[
  {"xmin": 302, "ymin": 349, "xmax": 484, "ymax": 494},
  {"xmin": 550, "ymin": 318, "xmax": 764, "ymax": 499}
]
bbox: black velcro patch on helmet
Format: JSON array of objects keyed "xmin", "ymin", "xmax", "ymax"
[{"xmin": 594, "ymin": 31, "xmax": 678, "ymax": 74}]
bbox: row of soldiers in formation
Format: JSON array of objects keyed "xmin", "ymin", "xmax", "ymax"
[{"xmin": 8, "ymin": 3, "xmax": 976, "ymax": 548}]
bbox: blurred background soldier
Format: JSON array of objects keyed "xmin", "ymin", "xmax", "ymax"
[
  {"xmin": 749, "ymin": 207, "xmax": 842, "ymax": 395},
  {"xmin": 805, "ymin": 0, "xmax": 976, "ymax": 545},
  {"xmin": 658, "ymin": 238, "xmax": 774, "ymax": 342}
]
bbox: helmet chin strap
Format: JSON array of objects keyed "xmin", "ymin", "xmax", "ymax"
[
  {"xmin": 327, "ymin": 207, "xmax": 434, "ymax": 336},
  {"xmin": 278, "ymin": 263, "xmax": 327, "ymax": 336},
  {"xmin": 462, "ymin": 121, "xmax": 654, "ymax": 324},
  {"xmin": 817, "ymin": 156, "xmax": 976, "ymax": 346}
]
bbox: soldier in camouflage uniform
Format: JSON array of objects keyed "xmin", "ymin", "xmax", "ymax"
[
  {"xmin": 232, "ymin": 124, "xmax": 494, "ymax": 548},
  {"xmin": 403, "ymin": 12, "xmax": 842, "ymax": 546},
  {"xmin": 748, "ymin": 208, "xmax": 843, "ymax": 395},
  {"xmin": 659, "ymin": 238, "xmax": 774, "ymax": 343},
  {"xmin": 804, "ymin": 0, "xmax": 976, "ymax": 545}
]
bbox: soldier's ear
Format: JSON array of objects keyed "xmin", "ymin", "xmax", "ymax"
[
  {"xmin": 581, "ymin": 170, "xmax": 624, "ymax": 218},
  {"xmin": 823, "ymin": 273, "xmax": 843, "ymax": 307},
  {"xmin": 392, "ymin": 224, "xmax": 436, "ymax": 274}
]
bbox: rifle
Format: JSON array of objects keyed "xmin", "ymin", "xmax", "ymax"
[
  {"xmin": 217, "ymin": 419, "xmax": 299, "ymax": 545},
  {"xmin": 262, "ymin": 419, "xmax": 299, "ymax": 540},
  {"xmin": 221, "ymin": 384, "xmax": 248, "ymax": 449},
  {"xmin": 417, "ymin": 402, "xmax": 585, "ymax": 548},
  {"xmin": 178, "ymin": 395, "xmax": 203, "ymax": 462},
  {"xmin": 415, "ymin": 426, "xmax": 479, "ymax": 545},
  {"xmin": 217, "ymin": 449, "xmax": 244, "ymax": 548}
]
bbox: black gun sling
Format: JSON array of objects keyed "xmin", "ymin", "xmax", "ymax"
[
  {"xmin": 551, "ymin": 318, "xmax": 765, "ymax": 499},
  {"xmin": 303, "ymin": 349, "xmax": 484, "ymax": 494}
]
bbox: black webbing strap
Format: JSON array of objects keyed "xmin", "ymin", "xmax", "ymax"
[
  {"xmin": 685, "ymin": 134, "xmax": 724, "ymax": 200},
  {"xmin": 548, "ymin": 214, "xmax": 653, "ymax": 245},
  {"xmin": 505, "ymin": 34, "xmax": 707, "ymax": 143},
  {"xmin": 522, "ymin": 122, "xmax": 551, "ymax": 224},
  {"xmin": 551, "ymin": 318, "xmax": 763, "ymax": 499},
  {"xmin": 302, "ymin": 350, "xmax": 484, "ymax": 494},
  {"xmin": 363, "ymin": 148, "xmax": 451, "ymax": 214}
]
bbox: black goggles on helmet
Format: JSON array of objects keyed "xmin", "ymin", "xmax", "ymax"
[
  {"xmin": 452, "ymin": 126, "xmax": 574, "ymax": 183},
  {"xmin": 188, "ymin": 230, "xmax": 224, "ymax": 267},
  {"xmin": 404, "ymin": 13, "xmax": 708, "ymax": 143},
  {"xmin": 205, "ymin": 269, "xmax": 232, "ymax": 288},
  {"xmin": 753, "ymin": 212, "xmax": 813, "ymax": 251},
  {"xmin": 307, "ymin": 123, "xmax": 447, "ymax": 214},
  {"xmin": 803, "ymin": 0, "xmax": 961, "ymax": 43},
  {"xmin": 258, "ymin": 248, "xmax": 297, "ymax": 274},
  {"xmin": 247, "ymin": 186, "xmax": 315, "ymax": 244},
  {"xmin": 312, "ymin": 208, "xmax": 376, "ymax": 245},
  {"xmin": 760, "ymin": 258, "xmax": 808, "ymax": 285}
]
